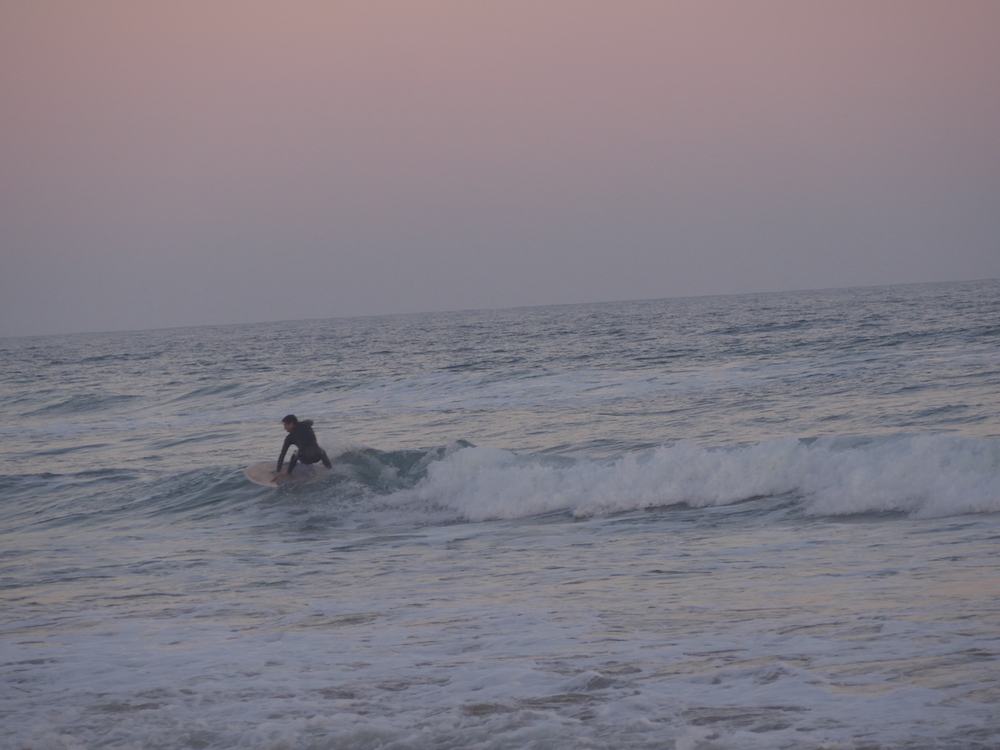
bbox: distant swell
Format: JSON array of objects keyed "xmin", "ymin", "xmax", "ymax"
[
  {"xmin": 381, "ymin": 435, "xmax": 1000, "ymax": 521},
  {"xmin": 25, "ymin": 393, "xmax": 141, "ymax": 417}
]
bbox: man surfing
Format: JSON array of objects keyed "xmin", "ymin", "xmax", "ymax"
[{"xmin": 275, "ymin": 414, "xmax": 333, "ymax": 479}]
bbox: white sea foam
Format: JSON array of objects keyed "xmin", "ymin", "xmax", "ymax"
[
  {"xmin": 390, "ymin": 435, "xmax": 1000, "ymax": 521},
  {"xmin": 5, "ymin": 502, "xmax": 998, "ymax": 750}
]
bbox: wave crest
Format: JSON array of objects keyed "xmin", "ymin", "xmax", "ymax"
[{"xmin": 380, "ymin": 435, "xmax": 1000, "ymax": 521}]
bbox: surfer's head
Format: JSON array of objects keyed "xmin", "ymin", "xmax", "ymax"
[{"xmin": 282, "ymin": 415, "xmax": 298, "ymax": 429}]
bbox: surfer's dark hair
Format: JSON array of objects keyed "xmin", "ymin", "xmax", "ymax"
[{"xmin": 282, "ymin": 414, "xmax": 298, "ymax": 425}]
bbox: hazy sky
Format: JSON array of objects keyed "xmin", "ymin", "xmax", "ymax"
[{"xmin": 2, "ymin": 1, "xmax": 998, "ymax": 337}]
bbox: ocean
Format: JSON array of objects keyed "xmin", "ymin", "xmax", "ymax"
[{"xmin": 2, "ymin": 279, "xmax": 999, "ymax": 750}]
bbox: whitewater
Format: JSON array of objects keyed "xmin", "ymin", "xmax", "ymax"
[{"xmin": 2, "ymin": 279, "xmax": 999, "ymax": 749}]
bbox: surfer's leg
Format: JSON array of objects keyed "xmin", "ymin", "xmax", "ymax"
[
  {"xmin": 298, "ymin": 447, "xmax": 330, "ymax": 467},
  {"xmin": 288, "ymin": 451, "xmax": 299, "ymax": 473}
]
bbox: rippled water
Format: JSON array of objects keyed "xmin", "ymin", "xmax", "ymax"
[{"xmin": 2, "ymin": 280, "xmax": 999, "ymax": 749}]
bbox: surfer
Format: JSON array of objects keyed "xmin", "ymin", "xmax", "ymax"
[{"xmin": 276, "ymin": 414, "xmax": 333, "ymax": 478}]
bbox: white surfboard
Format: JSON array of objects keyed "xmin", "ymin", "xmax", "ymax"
[{"xmin": 244, "ymin": 461, "xmax": 330, "ymax": 487}]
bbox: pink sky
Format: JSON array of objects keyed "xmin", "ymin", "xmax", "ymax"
[{"xmin": 2, "ymin": 1, "xmax": 998, "ymax": 335}]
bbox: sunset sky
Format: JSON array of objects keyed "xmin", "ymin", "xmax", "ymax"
[{"xmin": 2, "ymin": 1, "xmax": 998, "ymax": 337}]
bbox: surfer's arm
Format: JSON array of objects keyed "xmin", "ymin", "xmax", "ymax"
[{"xmin": 276, "ymin": 435, "xmax": 294, "ymax": 472}]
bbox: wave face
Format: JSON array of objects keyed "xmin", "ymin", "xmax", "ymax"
[
  {"xmin": 2, "ymin": 280, "xmax": 1000, "ymax": 749},
  {"xmin": 363, "ymin": 434, "xmax": 1000, "ymax": 523}
]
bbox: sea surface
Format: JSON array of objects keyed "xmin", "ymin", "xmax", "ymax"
[{"xmin": 2, "ymin": 279, "xmax": 999, "ymax": 750}]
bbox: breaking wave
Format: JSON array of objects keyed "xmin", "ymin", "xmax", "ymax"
[{"xmin": 364, "ymin": 434, "xmax": 1000, "ymax": 521}]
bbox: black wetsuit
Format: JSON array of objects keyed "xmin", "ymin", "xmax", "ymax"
[{"xmin": 277, "ymin": 420, "xmax": 331, "ymax": 473}]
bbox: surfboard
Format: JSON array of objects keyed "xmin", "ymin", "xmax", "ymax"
[{"xmin": 244, "ymin": 461, "xmax": 330, "ymax": 487}]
